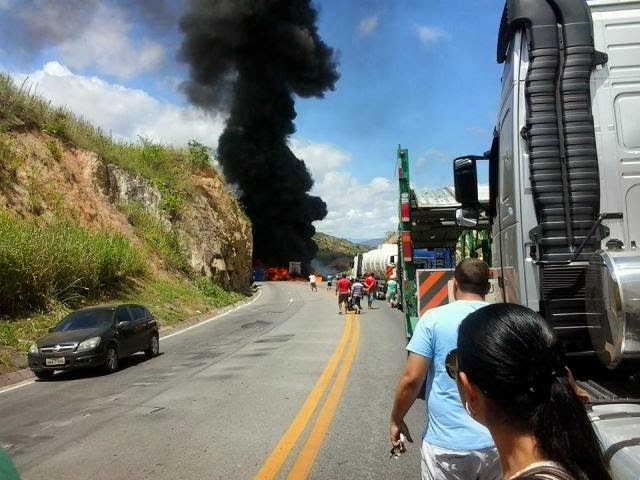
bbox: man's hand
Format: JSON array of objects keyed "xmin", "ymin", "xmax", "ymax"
[{"xmin": 390, "ymin": 419, "xmax": 413, "ymax": 450}]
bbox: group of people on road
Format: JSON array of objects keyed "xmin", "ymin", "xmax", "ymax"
[
  {"xmin": 333, "ymin": 272, "xmax": 381, "ymax": 314},
  {"xmin": 390, "ymin": 259, "xmax": 611, "ymax": 480},
  {"xmin": 310, "ymin": 271, "xmax": 399, "ymax": 311}
]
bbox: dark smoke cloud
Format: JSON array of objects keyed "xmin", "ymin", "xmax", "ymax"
[{"xmin": 179, "ymin": 0, "xmax": 339, "ymax": 269}]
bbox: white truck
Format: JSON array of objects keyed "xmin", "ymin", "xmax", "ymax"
[
  {"xmin": 453, "ymin": 1, "xmax": 640, "ymax": 476},
  {"xmin": 351, "ymin": 244, "xmax": 397, "ymax": 280}
]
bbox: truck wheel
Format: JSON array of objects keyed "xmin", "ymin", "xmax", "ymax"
[
  {"xmin": 103, "ymin": 345, "xmax": 119, "ymax": 374},
  {"xmin": 33, "ymin": 370, "xmax": 54, "ymax": 380},
  {"xmin": 145, "ymin": 334, "xmax": 159, "ymax": 358}
]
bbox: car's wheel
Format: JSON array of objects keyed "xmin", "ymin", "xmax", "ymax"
[
  {"xmin": 103, "ymin": 345, "xmax": 119, "ymax": 374},
  {"xmin": 33, "ymin": 370, "xmax": 54, "ymax": 380},
  {"xmin": 145, "ymin": 334, "xmax": 159, "ymax": 358}
]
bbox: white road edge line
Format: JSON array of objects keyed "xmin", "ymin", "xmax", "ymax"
[
  {"xmin": 161, "ymin": 288, "xmax": 262, "ymax": 341},
  {"xmin": 0, "ymin": 288, "xmax": 263, "ymax": 396}
]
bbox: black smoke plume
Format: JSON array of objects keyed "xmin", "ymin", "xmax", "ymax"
[{"xmin": 179, "ymin": 0, "xmax": 339, "ymax": 269}]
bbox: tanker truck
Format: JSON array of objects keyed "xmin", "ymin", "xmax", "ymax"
[
  {"xmin": 451, "ymin": 0, "xmax": 640, "ymax": 475},
  {"xmin": 352, "ymin": 244, "xmax": 398, "ymax": 280}
]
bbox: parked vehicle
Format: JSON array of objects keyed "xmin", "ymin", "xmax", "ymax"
[
  {"xmin": 28, "ymin": 304, "xmax": 159, "ymax": 379},
  {"xmin": 449, "ymin": 1, "xmax": 640, "ymax": 476}
]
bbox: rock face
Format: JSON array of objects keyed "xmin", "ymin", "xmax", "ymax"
[{"xmin": 0, "ymin": 130, "xmax": 253, "ymax": 292}]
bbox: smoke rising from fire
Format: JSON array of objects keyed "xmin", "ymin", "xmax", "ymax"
[{"xmin": 179, "ymin": 0, "xmax": 339, "ymax": 269}]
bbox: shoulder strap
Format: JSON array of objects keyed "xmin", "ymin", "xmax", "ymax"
[{"xmin": 516, "ymin": 464, "xmax": 575, "ymax": 480}]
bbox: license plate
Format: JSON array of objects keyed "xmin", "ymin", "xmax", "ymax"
[{"xmin": 45, "ymin": 357, "xmax": 65, "ymax": 366}]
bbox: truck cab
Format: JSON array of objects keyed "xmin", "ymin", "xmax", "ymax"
[
  {"xmin": 456, "ymin": 0, "xmax": 640, "ymax": 367},
  {"xmin": 452, "ymin": 2, "xmax": 640, "ymax": 475}
]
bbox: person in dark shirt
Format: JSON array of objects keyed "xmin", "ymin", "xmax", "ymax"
[{"xmin": 449, "ymin": 304, "xmax": 611, "ymax": 480}]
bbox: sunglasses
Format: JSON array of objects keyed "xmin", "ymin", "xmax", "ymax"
[{"xmin": 445, "ymin": 349, "xmax": 458, "ymax": 380}]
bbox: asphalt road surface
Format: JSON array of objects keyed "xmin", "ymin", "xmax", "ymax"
[{"xmin": 0, "ymin": 282, "xmax": 424, "ymax": 479}]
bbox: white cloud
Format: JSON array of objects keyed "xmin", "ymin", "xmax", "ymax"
[
  {"xmin": 289, "ymin": 138, "xmax": 351, "ymax": 182},
  {"xmin": 12, "ymin": 62, "xmax": 226, "ymax": 148},
  {"xmin": 291, "ymin": 138, "xmax": 396, "ymax": 237},
  {"xmin": 311, "ymin": 171, "xmax": 397, "ymax": 239},
  {"xmin": 57, "ymin": 4, "xmax": 165, "ymax": 80},
  {"xmin": 416, "ymin": 25, "xmax": 447, "ymax": 45},
  {"xmin": 357, "ymin": 15, "xmax": 379, "ymax": 37}
]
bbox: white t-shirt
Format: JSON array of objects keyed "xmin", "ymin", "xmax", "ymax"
[{"xmin": 308, "ymin": 275, "xmax": 316, "ymax": 283}]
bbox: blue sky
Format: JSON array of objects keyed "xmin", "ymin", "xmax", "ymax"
[{"xmin": 0, "ymin": 0, "xmax": 504, "ymax": 239}]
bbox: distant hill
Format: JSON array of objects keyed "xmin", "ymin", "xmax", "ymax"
[
  {"xmin": 347, "ymin": 237, "xmax": 386, "ymax": 248},
  {"xmin": 313, "ymin": 232, "xmax": 368, "ymax": 273}
]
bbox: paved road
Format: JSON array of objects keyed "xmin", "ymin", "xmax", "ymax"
[{"xmin": 0, "ymin": 282, "xmax": 424, "ymax": 479}]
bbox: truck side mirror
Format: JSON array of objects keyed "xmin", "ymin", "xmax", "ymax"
[
  {"xmin": 453, "ymin": 156, "xmax": 479, "ymax": 205},
  {"xmin": 455, "ymin": 207, "xmax": 479, "ymax": 228}
]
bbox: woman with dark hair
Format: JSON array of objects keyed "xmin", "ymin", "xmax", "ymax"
[{"xmin": 446, "ymin": 303, "xmax": 611, "ymax": 480}]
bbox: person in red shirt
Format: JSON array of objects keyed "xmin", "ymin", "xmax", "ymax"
[
  {"xmin": 335, "ymin": 273, "xmax": 351, "ymax": 315},
  {"xmin": 363, "ymin": 273, "xmax": 377, "ymax": 309}
]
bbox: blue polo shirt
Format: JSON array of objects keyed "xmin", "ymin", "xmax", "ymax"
[{"xmin": 407, "ymin": 300, "xmax": 495, "ymax": 451}]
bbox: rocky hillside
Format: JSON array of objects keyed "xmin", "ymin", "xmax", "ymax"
[
  {"xmin": 0, "ymin": 74, "xmax": 253, "ymax": 373},
  {"xmin": 0, "ymin": 131, "xmax": 252, "ymax": 290}
]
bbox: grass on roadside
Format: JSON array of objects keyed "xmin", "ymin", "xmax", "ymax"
[
  {"xmin": 0, "ymin": 210, "xmax": 147, "ymax": 314},
  {"xmin": 0, "ymin": 276, "xmax": 247, "ymax": 360}
]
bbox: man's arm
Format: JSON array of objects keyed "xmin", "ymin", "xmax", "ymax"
[{"xmin": 390, "ymin": 353, "xmax": 430, "ymax": 448}]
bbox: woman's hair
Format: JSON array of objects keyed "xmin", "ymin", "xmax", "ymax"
[{"xmin": 457, "ymin": 303, "xmax": 610, "ymax": 480}]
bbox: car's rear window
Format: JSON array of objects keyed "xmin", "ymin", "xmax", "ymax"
[{"xmin": 54, "ymin": 309, "xmax": 115, "ymax": 331}]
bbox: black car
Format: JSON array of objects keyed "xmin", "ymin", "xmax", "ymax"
[{"xmin": 28, "ymin": 304, "xmax": 159, "ymax": 379}]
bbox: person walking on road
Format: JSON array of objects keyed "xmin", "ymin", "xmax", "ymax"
[
  {"xmin": 308, "ymin": 273, "xmax": 317, "ymax": 292},
  {"xmin": 390, "ymin": 259, "xmax": 500, "ymax": 480},
  {"xmin": 351, "ymin": 278, "xmax": 364, "ymax": 314},
  {"xmin": 386, "ymin": 277, "xmax": 398, "ymax": 307},
  {"xmin": 326, "ymin": 274, "xmax": 333, "ymax": 291},
  {"xmin": 336, "ymin": 273, "xmax": 351, "ymax": 315},
  {"xmin": 363, "ymin": 273, "xmax": 377, "ymax": 309},
  {"xmin": 451, "ymin": 303, "xmax": 611, "ymax": 480}
]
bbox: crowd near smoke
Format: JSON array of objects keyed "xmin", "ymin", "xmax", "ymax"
[{"xmin": 179, "ymin": 0, "xmax": 339, "ymax": 269}]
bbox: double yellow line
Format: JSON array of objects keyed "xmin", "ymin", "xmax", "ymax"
[{"xmin": 254, "ymin": 314, "xmax": 361, "ymax": 479}]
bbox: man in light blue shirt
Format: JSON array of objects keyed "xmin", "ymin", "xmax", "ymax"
[{"xmin": 390, "ymin": 259, "xmax": 500, "ymax": 480}]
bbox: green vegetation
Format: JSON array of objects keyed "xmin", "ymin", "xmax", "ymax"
[
  {"xmin": 0, "ymin": 210, "xmax": 147, "ymax": 314},
  {"xmin": 194, "ymin": 276, "xmax": 245, "ymax": 308},
  {"xmin": 0, "ymin": 277, "xmax": 247, "ymax": 360},
  {"xmin": 121, "ymin": 202, "xmax": 190, "ymax": 273},
  {"xmin": 0, "ymin": 133, "xmax": 27, "ymax": 175},
  {"xmin": 0, "ymin": 74, "xmax": 216, "ymax": 204},
  {"xmin": 313, "ymin": 232, "xmax": 368, "ymax": 272},
  {"xmin": 0, "ymin": 74, "xmax": 250, "ymax": 374},
  {"xmin": 187, "ymin": 140, "xmax": 214, "ymax": 170}
]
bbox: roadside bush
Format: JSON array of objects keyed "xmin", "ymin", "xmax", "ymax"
[
  {"xmin": 187, "ymin": 140, "xmax": 213, "ymax": 170},
  {"xmin": 0, "ymin": 211, "xmax": 147, "ymax": 314},
  {"xmin": 194, "ymin": 276, "xmax": 245, "ymax": 307}
]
